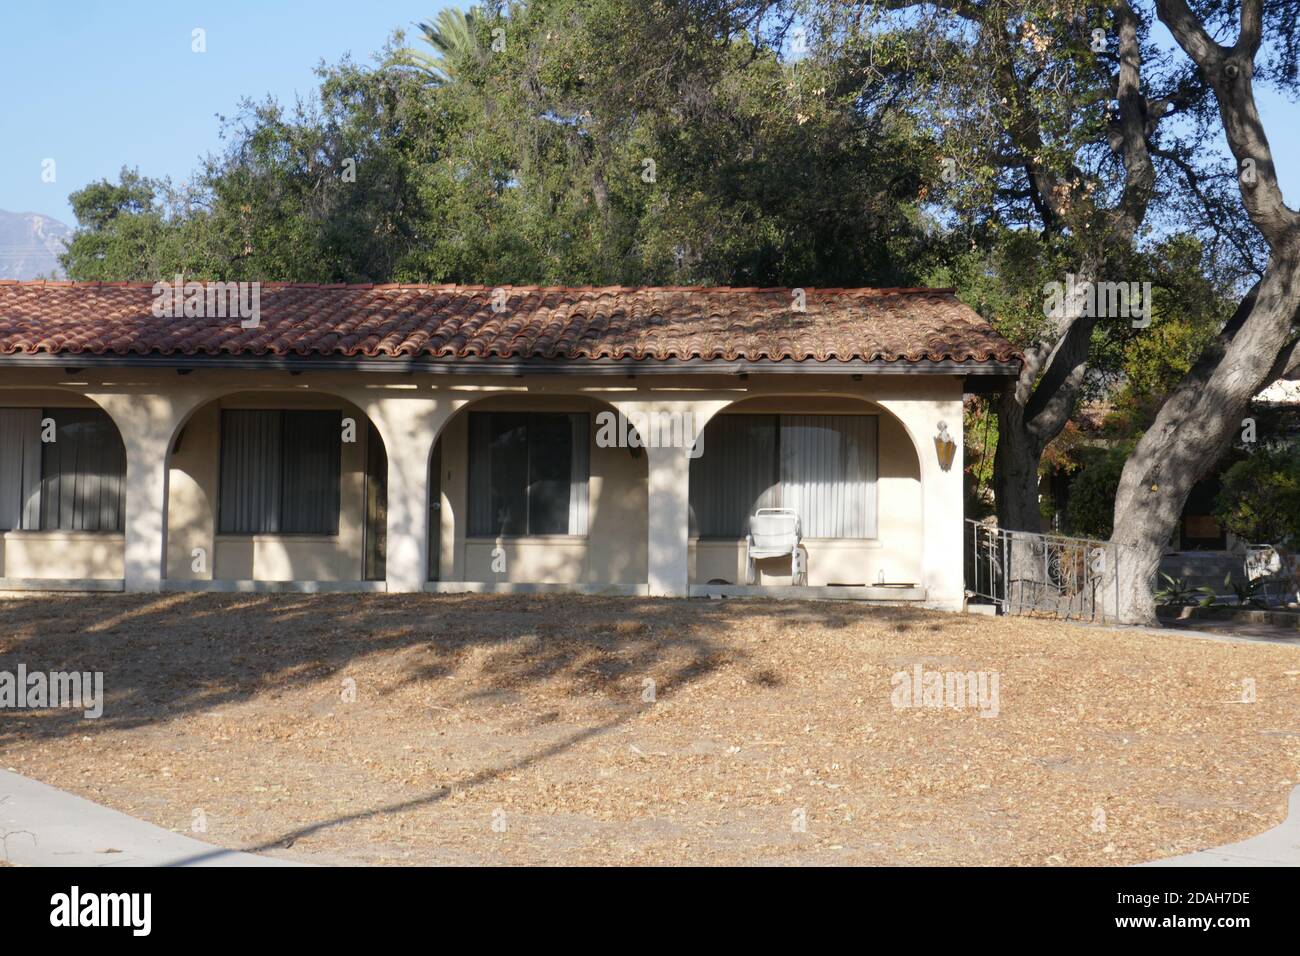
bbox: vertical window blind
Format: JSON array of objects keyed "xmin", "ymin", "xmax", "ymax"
[
  {"xmin": 687, "ymin": 414, "xmax": 780, "ymax": 539},
  {"xmin": 467, "ymin": 412, "xmax": 589, "ymax": 536},
  {"xmin": 689, "ymin": 414, "xmax": 877, "ymax": 538},
  {"xmin": 0, "ymin": 408, "xmax": 125, "ymax": 532},
  {"xmin": 0, "ymin": 408, "xmax": 41, "ymax": 531},
  {"xmin": 218, "ymin": 409, "xmax": 341, "ymax": 534}
]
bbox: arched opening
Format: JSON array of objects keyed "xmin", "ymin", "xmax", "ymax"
[
  {"xmin": 688, "ymin": 394, "xmax": 924, "ymax": 589},
  {"xmin": 164, "ymin": 390, "xmax": 388, "ymax": 587},
  {"xmin": 0, "ymin": 389, "xmax": 127, "ymax": 585},
  {"xmin": 427, "ymin": 394, "xmax": 648, "ymax": 591}
]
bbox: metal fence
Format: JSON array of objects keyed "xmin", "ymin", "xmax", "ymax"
[{"xmin": 965, "ymin": 519, "xmax": 1120, "ymax": 623}]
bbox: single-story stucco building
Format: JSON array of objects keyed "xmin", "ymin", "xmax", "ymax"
[{"xmin": 0, "ymin": 281, "xmax": 1020, "ymax": 609}]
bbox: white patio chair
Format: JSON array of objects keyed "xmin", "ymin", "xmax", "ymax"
[
  {"xmin": 1246, "ymin": 544, "xmax": 1298, "ymax": 605},
  {"xmin": 746, "ymin": 507, "xmax": 805, "ymax": 586}
]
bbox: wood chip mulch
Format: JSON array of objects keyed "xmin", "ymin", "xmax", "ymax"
[{"xmin": 1, "ymin": 593, "xmax": 1297, "ymax": 866}]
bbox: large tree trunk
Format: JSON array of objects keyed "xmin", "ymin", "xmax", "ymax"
[
  {"xmin": 1110, "ymin": 0, "xmax": 1300, "ymax": 623},
  {"xmin": 992, "ymin": 392, "xmax": 1046, "ymax": 533},
  {"xmin": 1112, "ymin": 260, "xmax": 1299, "ymax": 624},
  {"xmin": 992, "ymin": 265, "xmax": 1102, "ymax": 534}
]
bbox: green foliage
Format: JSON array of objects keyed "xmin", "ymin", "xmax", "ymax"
[
  {"xmin": 203, "ymin": 58, "xmax": 451, "ymax": 282},
  {"xmin": 387, "ymin": 8, "xmax": 479, "ymax": 84},
  {"xmin": 1112, "ymin": 235, "xmax": 1233, "ymax": 407},
  {"xmin": 62, "ymin": 57, "xmax": 450, "ymax": 283},
  {"xmin": 1153, "ymin": 573, "xmax": 1216, "ymax": 608},
  {"xmin": 963, "ymin": 397, "xmax": 997, "ymax": 519},
  {"xmin": 1213, "ymin": 446, "xmax": 1300, "ymax": 546},
  {"xmin": 929, "ymin": 228, "xmax": 1073, "ymax": 356},
  {"xmin": 63, "ymin": 1, "xmax": 940, "ymax": 289},
  {"xmin": 59, "ymin": 169, "xmax": 190, "ymax": 281},
  {"xmin": 1064, "ymin": 444, "xmax": 1132, "ymax": 539},
  {"xmin": 416, "ymin": 0, "xmax": 938, "ymax": 286},
  {"xmin": 1224, "ymin": 573, "xmax": 1269, "ymax": 609}
]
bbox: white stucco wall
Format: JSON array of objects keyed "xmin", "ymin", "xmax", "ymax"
[
  {"xmin": 0, "ymin": 367, "xmax": 968, "ymax": 609},
  {"xmin": 164, "ymin": 394, "xmax": 370, "ymax": 582}
]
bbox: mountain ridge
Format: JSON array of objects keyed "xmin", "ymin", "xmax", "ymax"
[{"xmin": 0, "ymin": 210, "xmax": 71, "ymax": 280}]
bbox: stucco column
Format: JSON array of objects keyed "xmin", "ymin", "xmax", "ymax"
[
  {"xmin": 349, "ymin": 393, "xmax": 464, "ymax": 593},
  {"xmin": 878, "ymin": 389, "xmax": 965, "ymax": 611},
  {"xmin": 643, "ymin": 443, "xmax": 691, "ymax": 597},
  {"xmin": 87, "ymin": 390, "xmax": 214, "ymax": 592},
  {"xmin": 923, "ymin": 400, "xmax": 965, "ymax": 611},
  {"xmin": 612, "ymin": 399, "xmax": 729, "ymax": 598}
]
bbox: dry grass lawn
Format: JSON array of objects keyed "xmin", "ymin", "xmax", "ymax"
[{"xmin": 2, "ymin": 593, "xmax": 1298, "ymax": 866}]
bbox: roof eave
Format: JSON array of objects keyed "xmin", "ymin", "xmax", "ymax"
[{"xmin": 0, "ymin": 352, "xmax": 1022, "ymax": 377}]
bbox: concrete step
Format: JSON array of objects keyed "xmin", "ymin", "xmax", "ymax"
[{"xmin": 1160, "ymin": 552, "xmax": 1246, "ymax": 590}]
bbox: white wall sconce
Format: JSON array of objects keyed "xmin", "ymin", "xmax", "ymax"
[{"xmin": 934, "ymin": 421, "xmax": 957, "ymax": 472}]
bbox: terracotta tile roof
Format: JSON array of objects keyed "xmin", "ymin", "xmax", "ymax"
[{"xmin": 0, "ymin": 281, "xmax": 1020, "ymax": 366}]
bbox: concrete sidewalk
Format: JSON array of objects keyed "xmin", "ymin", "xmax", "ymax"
[
  {"xmin": 2, "ymin": 766, "xmax": 1295, "ymax": 867},
  {"xmin": 0, "ymin": 770, "xmax": 305, "ymax": 867},
  {"xmin": 1141, "ymin": 785, "xmax": 1300, "ymax": 867},
  {"xmin": 1071, "ymin": 617, "xmax": 1300, "ymax": 648}
]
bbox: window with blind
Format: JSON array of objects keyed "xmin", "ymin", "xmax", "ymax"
[
  {"xmin": 689, "ymin": 414, "xmax": 877, "ymax": 539},
  {"xmin": 467, "ymin": 412, "xmax": 589, "ymax": 536},
  {"xmin": 218, "ymin": 409, "xmax": 341, "ymax": 535},
  {"xmin": 0, "ymin": 408, "xmax": 125, "ymax": 532}
]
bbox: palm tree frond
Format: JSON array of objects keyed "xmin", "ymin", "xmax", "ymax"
[{"xmin": 387, "ymin": 7, "xmax": 478, "ymax": 85}]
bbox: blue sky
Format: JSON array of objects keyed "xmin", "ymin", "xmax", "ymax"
[
  {"xmin": 0, "ymin": 1, "xmax": 448, "ymax": 224},
  {"xmin": 0, "ymin": 2, "xmax": 1296, "ymax": 228}
]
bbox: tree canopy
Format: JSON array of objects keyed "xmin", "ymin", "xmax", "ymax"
[{"xmin": 62, "ymin": 1, "xmax": 942, "ymax": 289}]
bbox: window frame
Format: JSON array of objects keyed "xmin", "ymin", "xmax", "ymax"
[
  {"xmin": 466, "ymin": 411, "xmax": 590, "ymax": 539},
  {"xmin": 0, "ymin": 407, "xmax": 125, "ymax": 534},
  {"xmin": 689, "ymin": 412, "xmax": 879, "ymax": 541},
  {"xmin": 216, "ymin": 408, "xmax": 343, "ymax": 537}
]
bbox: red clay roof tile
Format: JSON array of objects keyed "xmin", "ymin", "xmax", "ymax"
[{"xmin": 0, "ymin": 281, "xmax": 1020, "ymax": 366}]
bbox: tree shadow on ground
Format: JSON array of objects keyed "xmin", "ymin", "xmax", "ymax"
[{"xmin": 0, "ymin": 591, "xmax": 943, "ymax": 855}]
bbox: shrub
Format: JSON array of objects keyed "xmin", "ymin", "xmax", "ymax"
[
  {"xmin": 1065, "ymin": 445, "xmax": 1130, "ymax": 539},
  {"xmin": 1214, "ymin": 446, "xmax": 1300, "ymax": 545}
]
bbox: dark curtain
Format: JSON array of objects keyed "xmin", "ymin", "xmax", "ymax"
[
  {"xmin": 219, "ymin": 409, "xmax": 340, "ymax": 535},
  {"xmin": 38, "ymin": 408, "xmax": 125, "ymax": 532},
  {"xmin": 218, "ymin": 410, "xmax": 283, "ymax": 533},
  {"xmin": 0, "ymin": 409, "xmax": 41, "ymax": 531},
  {"xmin": 280, "ymin": 411, "xmax": 341, "ymax": 534},
  {"xmin": 527, "ymin": 413, "xmax": 574, "ymax": 534},
  {"xmin": 364, "ymin": 422, "xmax": 388, "ymax": 580},
  {"xmin": 467, "ymin": 412, "xmax": 586, "ymax": 536},
  {"xmin": 689, "ymin": 415, "xmax": 780, "ymax": 537}
]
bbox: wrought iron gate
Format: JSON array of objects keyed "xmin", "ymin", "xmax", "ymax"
[{"xmin": 965, "ymin": 520, "xmax": 1119, "ymax": 622}]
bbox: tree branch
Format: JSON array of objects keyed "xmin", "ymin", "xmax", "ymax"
[
  {"xmin": 1150, "ymin": 144, "xmax": 1263, "ymax": 273},
  {"xmin": 1108, "ymin": 0, "xmax": 1157, "ymax": 241},
  {"xmin": 1157, "ymin": 0, "xmax": 1300, "ymax": 250},
  {"xmin": 1237, "ymin": 0, "xmax": 1264, "ymax": 58},
  {"xmin": 1267, "ymin": 334, "xmax": 1300, "ymax": 383},
  {"xmin": 1156, "ymin": 0, "xmax": 1221, "ymax": 66}
]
